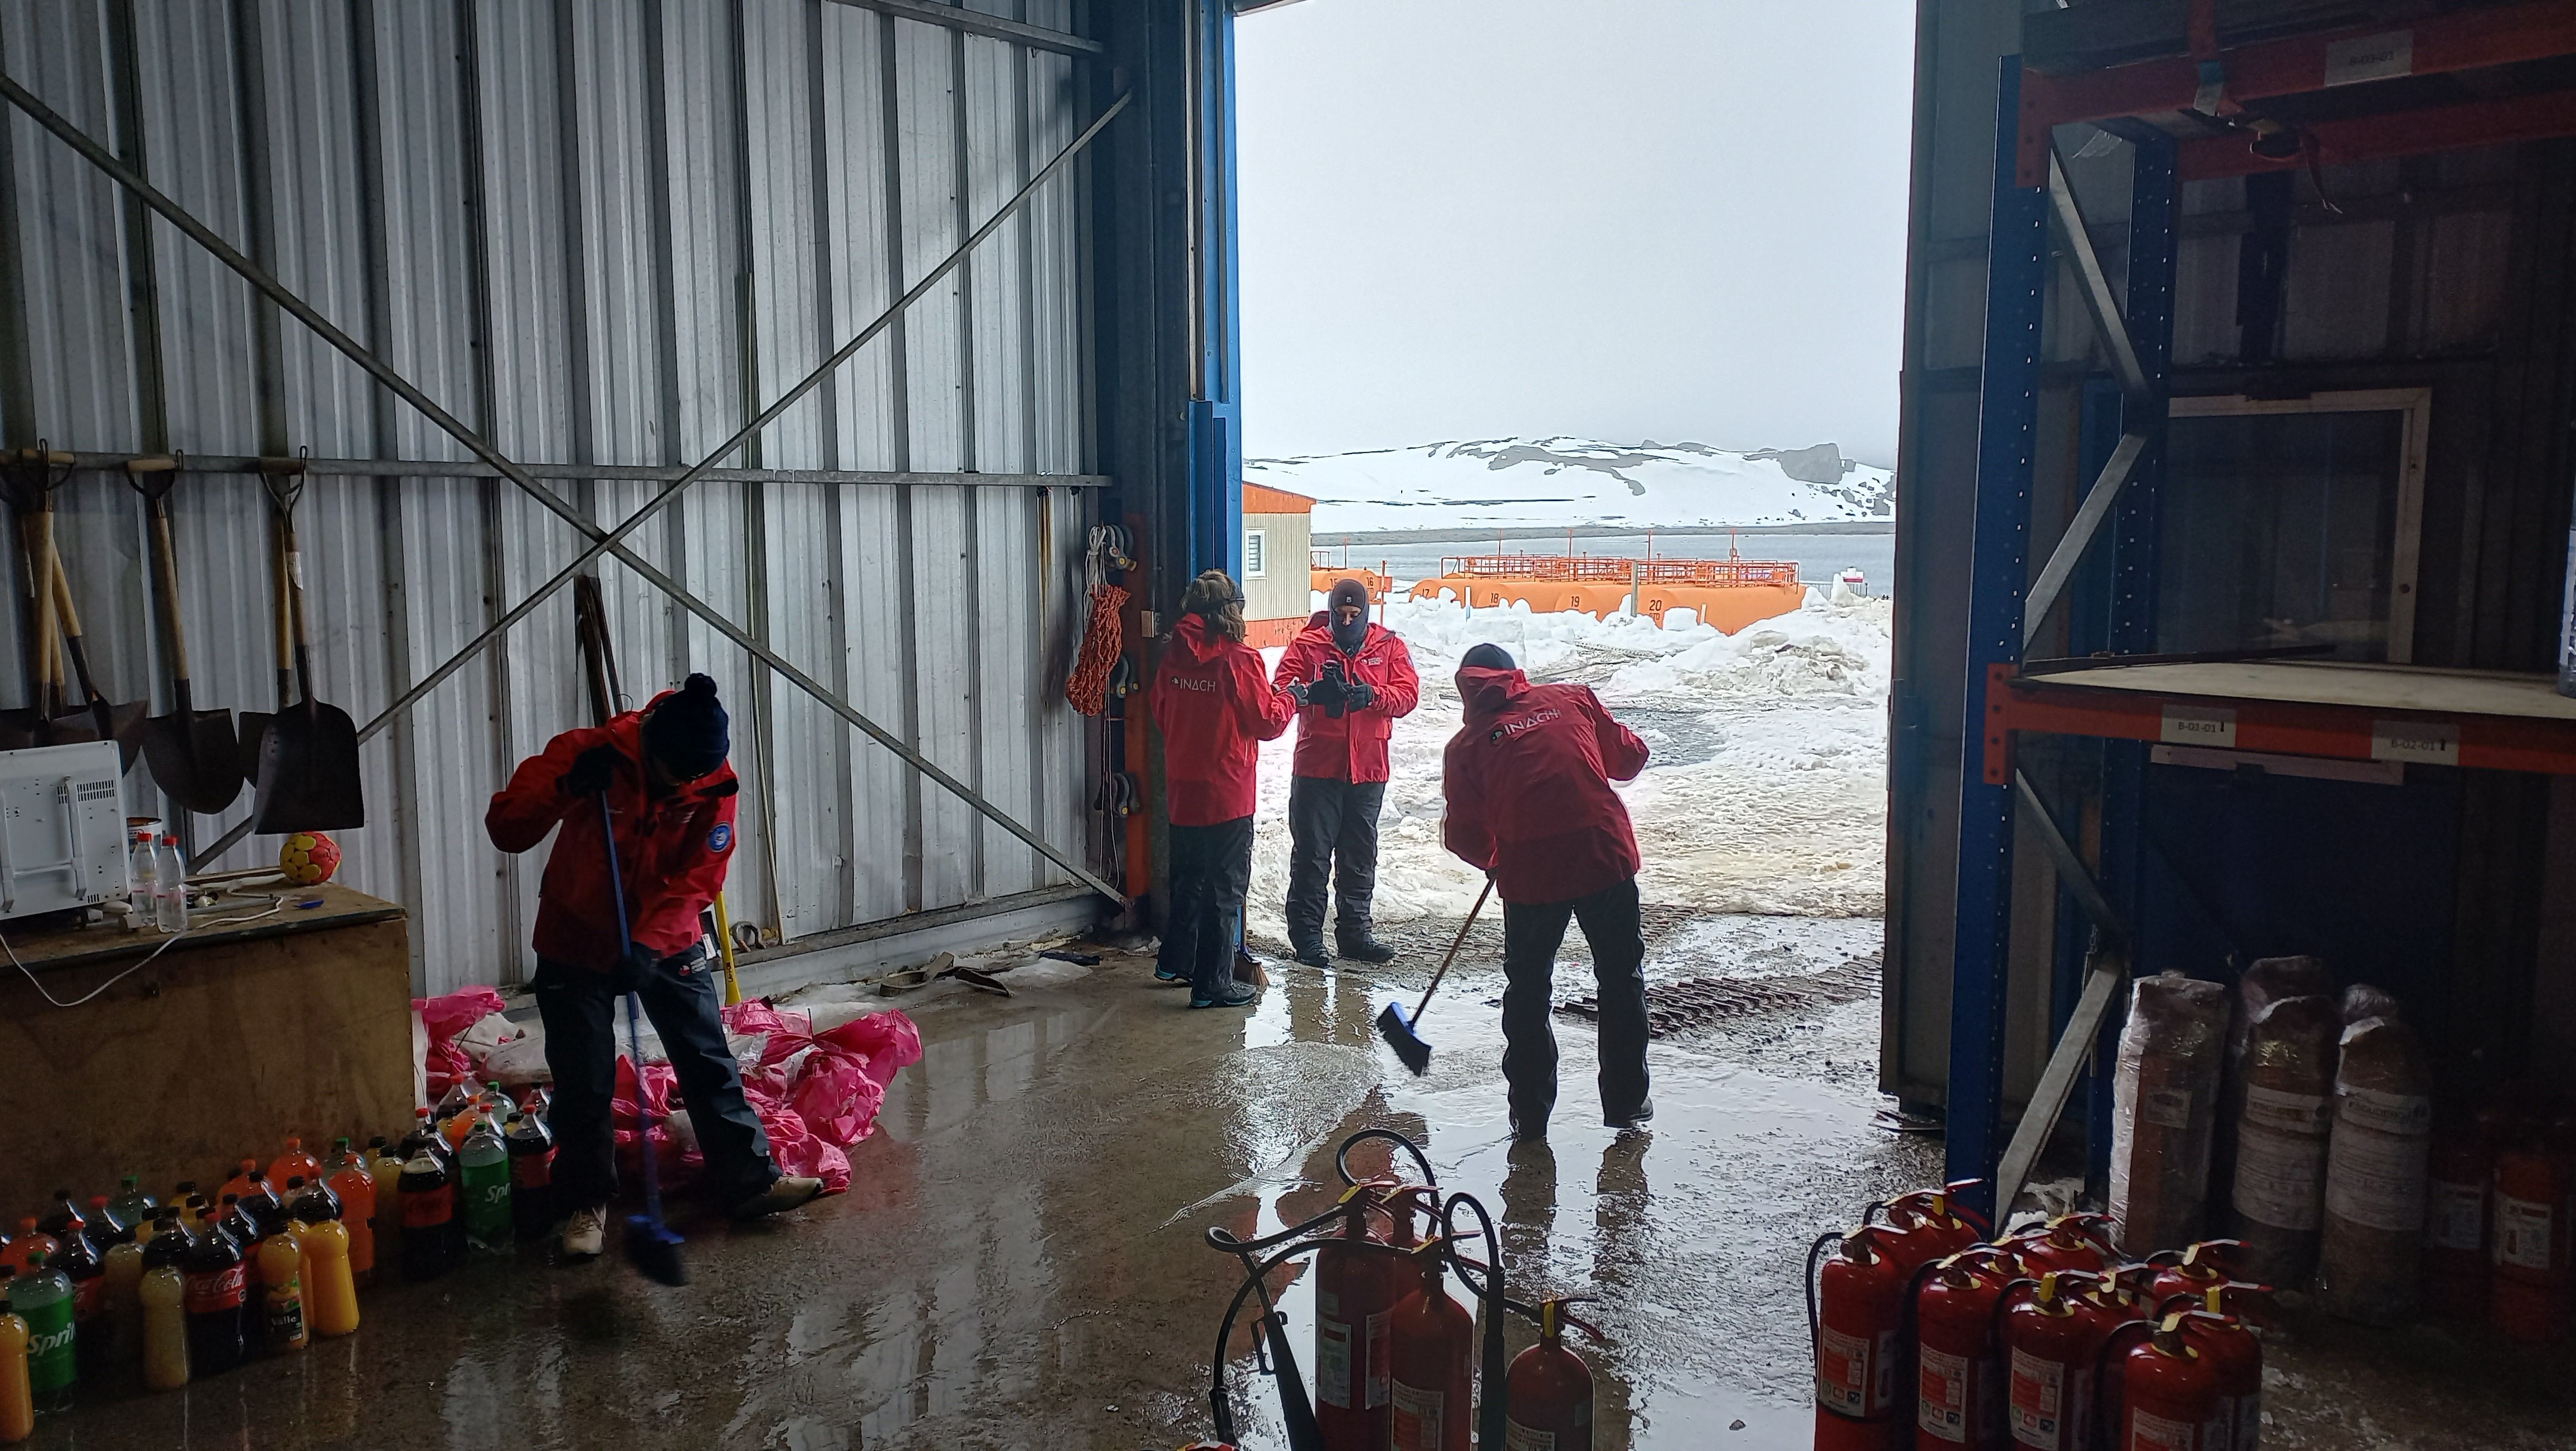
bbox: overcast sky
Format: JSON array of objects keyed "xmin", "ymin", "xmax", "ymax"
[{"xmin": 1235, "ymin": 0, "xmax": 1916, "ymax": 466}]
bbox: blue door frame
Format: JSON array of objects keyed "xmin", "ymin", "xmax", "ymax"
[{"xmin": 1185, "ymin": 0, "xmax": 1243, "ymax": 582}]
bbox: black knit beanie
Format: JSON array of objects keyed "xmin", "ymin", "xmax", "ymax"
[
  {"xmin": 643, "ymin": 673, "xmax": 730, "ymax": 778},
  {"xmin": 1460, "ymin": 644, "xmax": 1515, "ymax": 671}
]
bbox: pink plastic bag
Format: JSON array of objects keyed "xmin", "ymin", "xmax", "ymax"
[
  {"xmin": 791, "ymin": 1011, "xmax": 922, "ymax": 1148},
  {"xmin": 414, "ymin": 986, "xmax": 508, "ymax": 1100}
]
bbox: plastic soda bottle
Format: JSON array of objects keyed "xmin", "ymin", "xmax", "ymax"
[
  {"xmin": 0, "ymin": 1224, "xmax": 53, "ymax": 1279},
  {"xmin": 8, "ymin": 1254, "xmax": 72, "ymax": 1413},
  {"xmin": 32, "ymin": 1193, "xmax": 84, "ymax": 1243},
  {"xmin": 0, "ymin": 1300, "xmax": 28, "ymax": 1442},
  {"xmin": 256, "ymin": 1229, "xmax": 305, "ymax": 1353},
  {"xmin": 101, "ymin": 1238, "xmax": 143, "ymax": 1367},
  {"xmin": 154, "ymin": 835, "xmax": 187, "ymax": 932},
  {"xmin": 269, "ymin": 1137, "xmax": 322, "ymax": 1190},
  {"xmin": 128, "ymin": 830, "xmax": 159, "ymax": 927},
  {"xmin": 299, "ymin": 1220, "xmax": 359, "ymax": 1338},
  {"xmin": 218, "ymin": 1196, "xmax": 266, "ymax": 1359},
  {"xmin": 241, "ymin": 1173, "xmax": 288, "ymax": 1241},
  {"xmin": 506, "ymin": 1111, "xmax": 557, "ymax": 1241},
  {"xmin": 326, "ymin": 1140, "xmax": 377, "ymax": 1286},
  {"xmin": 180, "ymin": 1209, "xmax": 245, "ymax": 1375},
  {"xmin": 82, "ymin": 1196, "xmax": 126, "ymax": 1250},
  {"xmin": 217, "ymin": 1160, "xmax": 258, "ymax": 1213},
  {"xmin": 398, "ymin": 1144, "xmax": 453, "ymax": 1282},
  {"xmin": 365, "ymin": 1136, "xmax": 403, "ymax": 1275},
  {"xmin": 435, "ymin": 1082, "xmax": 479, "ymax": 1147},
  {"xmin": 459, "ymin": 1117, "xmax": 511, "ymax": 1251},
  {"xmin": 108, "ymin": 1177, "xmax": 155, "ymax": 1236},
  {"xmin": 47, "ymin": 1222, "xmax": 101, "ymax": 1383},
  {"xmin": 138, "ymin": 1261, "xmax": 188, "ymax": 1390}
]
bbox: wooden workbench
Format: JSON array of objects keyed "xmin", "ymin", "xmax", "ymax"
[{"xmin": 0, "ymin": 882, "xmax": 414, "ymax": 1201}]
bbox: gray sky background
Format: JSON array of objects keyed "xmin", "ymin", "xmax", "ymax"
[{"xmin": 1235, "ymin": 0, "xmax": 1917, "ymax": 466}]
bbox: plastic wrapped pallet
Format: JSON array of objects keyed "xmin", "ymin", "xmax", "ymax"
[
  {"xmin": 2214, "ymin": 956, "xmax": 2336, "ymax": 1224},
  {"xmin": 2110, "ymin": 972, "xmax": 2230, "ymax": 1257},
  {"xmin": 2228, "ymin": 993, "xmax": 2341, "ymax": 1284},
  {"xmin": 2316, "ymin": 1011, "xmax": 2433, "ymax": 1324}
]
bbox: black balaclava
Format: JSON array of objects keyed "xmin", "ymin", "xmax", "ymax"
[
  {"xmin": 1460, "ymin": 643, "xmax": 1515, "ymax": 672},
  {"xmin": 1328, "ymin": 578, "xmax": 1370, "ymax": 654},
  {"xmin": 643, "ymin": 673, "xmax": 730, "ymax": 779}
]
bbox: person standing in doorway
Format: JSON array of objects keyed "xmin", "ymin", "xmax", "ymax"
[
  {"xmin": 1440, "ymin": 644, "xmax": 1654, "ymax": 1140},
  {"xmin": 485, "ymin": 674, "xmax": 824, "ymax": 1258},
  {"xmin": 1274, "ymin": 577, "xmax": 1421, "ymax": 968},
  {"xmin": 1149, "ymin": 569, "xmax": 1302, "ymax": 1008}
]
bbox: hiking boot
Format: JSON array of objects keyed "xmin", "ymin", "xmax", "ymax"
[
  {"xmin": 1606, "ymin": 1096, "xmax": 1656, "ymax": 1131},
  {"xmin": 1191, "ymin": 980, "xmax": 1261, "ymax": 1009},
  {"xmin": 1289, "ymin": 936, "xmax": 1333, "ymax": 969},
  {"xmin": 560, "ymin": 1204, "xmax": 608, "ymax": 1259},
  {"xmin": 1336, "ymin": 928, "xmax": 1397, "ymax": 964},
  {"xmin": 1154, "ymin": 960, "xmax": 1191, "ymax": 984},
  {"xmin": 729, "ymin": 1175, "xmax": 826, "ymax": 1221}
]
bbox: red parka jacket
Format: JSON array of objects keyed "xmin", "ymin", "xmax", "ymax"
[
  {"xmin": 1441, "ymin": 666, "xmax": 1650, "ymax": 905},
  {"xmin": 1272, "ymin": 616, "xmax": 1420, "ymax": 783},
  {"xmin": 1149, "ymin": 613, "xmax": 1297, "ymax": 826},
  {"xmin": 485, "ymin": 695, "xmax": 740, "ymax": 971}
]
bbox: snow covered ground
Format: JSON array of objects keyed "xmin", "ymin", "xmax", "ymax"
[
  {"xmin": 1245, "ymin": 437, "xmax": 1895, "ymax": 536},
  {"xmin": 1245, "ymin": 590, "xmax": 1891, "ymax": 940}
]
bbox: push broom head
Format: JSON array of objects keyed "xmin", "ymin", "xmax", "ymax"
[
  {"xmin": 1375, "ymin": 1000, "xmax": 1432, "ymax": 1076},
  {"xmin": 625, "ymin": 1214, "xmax": 689, "ymax": 1287}
]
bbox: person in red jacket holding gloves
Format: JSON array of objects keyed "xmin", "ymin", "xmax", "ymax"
[
  {"xmin": 486, "ymin": 674, "xmax": 822, "ymax": 1259},
  {"xmin": 1441, "ymin": 643, "xmax": 1655, "ymax": 1139},
  {"xmin": 1149, "ymin": 569, "xmax": 1301, "ymax": 1008},
  {"xmin": 1272, "ymin": 577, "xmax": 1421, "ymax": 967}
]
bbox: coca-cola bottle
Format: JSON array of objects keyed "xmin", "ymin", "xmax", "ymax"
[
  {"xmin": 398, "ymin": 1145, "xmax": 454, "ymax": 1282},
  {"xmin": 179, "ymin": 1208, "xmax": 245, "ymax": 1374},
  {"xmin": 506, "ymin": 1111, "xmax": 558, "ymax": 1241}
]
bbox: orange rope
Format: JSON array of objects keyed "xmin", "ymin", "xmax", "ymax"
[{"xmin": 1065, "ymin": 580, "xmax": 1129, "ymax": 716}]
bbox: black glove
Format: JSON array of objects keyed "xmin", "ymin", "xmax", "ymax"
[
  {"xmin": 1312, "ymin": 658, "xmax": 1349, "ymax": 718},
  {"xmin": 1285, "ymin": 680, "xmax": 1311, "ymax": 708},
  {"xmin": 1344, "ymin": 679, "xmax": 1377, "ymax": 712},
  {"xmin": 560, "ymin": 744, "xmax": 619, "ymax": 798}
]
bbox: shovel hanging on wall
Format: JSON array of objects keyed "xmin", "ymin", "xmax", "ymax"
[
  {"xmin": 129, "ymin": 455, "xmax": 243, "ymax": 812},
  {"xmin": 43, "ymin": 505, "xmax": 148, "ymax": 766},
  {"xmin": 249, "ymin": 459, "xmax": 363, "ymax": 831},
  {"xmin": 0, "ymin": 447, "xmax": 90, "ymax": 750}
]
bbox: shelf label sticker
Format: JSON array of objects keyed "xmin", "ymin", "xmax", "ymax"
[
  {"xmin": 2160, "ymin": 705, "xmax": 2236, "ymax": 748},
  {"xmin": 2371, "ymin": 719, "xmax": 2457, "ymax": 765},
  {"xmin": 2324, "ymin": 31, "xmax": 2414, "ymax": 87}
]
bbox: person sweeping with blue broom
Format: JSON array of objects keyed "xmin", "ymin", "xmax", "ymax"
[{"xmin": 486, "ymin": 674, "xmax": 823, "ymax": 1272}]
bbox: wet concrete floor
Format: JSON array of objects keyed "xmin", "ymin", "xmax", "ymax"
[{"xmin": 22, "ymin": 913, "xmax": 2576, "ymax": 1448}]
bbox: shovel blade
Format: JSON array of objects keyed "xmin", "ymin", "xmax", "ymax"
[
  {"xmin": 92, "ymin": 700, "xmax": 149, "ymax": 773},
  {"xmin": 40, "ymin": 711, "xmax": 101, "ymax": 747},
  {"xmin": 143, "ymin": 708, "xmax": 245, "ymax": 815},
  {"xmin": 252, "ymin": 700, "xmax": 365, "ymax": 832},
  {"xmin": 236, "ymin": 709, "xmax": 274, "ymax": 782}
]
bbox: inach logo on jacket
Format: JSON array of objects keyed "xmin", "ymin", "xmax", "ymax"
[
  {"xmin": 1166, "ymin": 675, "xmax": 1218, "ymax": 692},
  {"xmin": 709, "ymin": 823, "xmax": 733, "ymax": 853},
  {"xmin": 1487, "ymin": 707, "xmax": 1563, "ymax": 744}
]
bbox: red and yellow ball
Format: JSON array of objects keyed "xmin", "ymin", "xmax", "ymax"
[{"xmin": 278, "ymin": 831, "xmax": 341, "ymax": 886}]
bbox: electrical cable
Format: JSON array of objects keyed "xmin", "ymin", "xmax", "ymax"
[{"xmin": 4, "ymin": 886, "xmax": 287, "ymax": 1009}]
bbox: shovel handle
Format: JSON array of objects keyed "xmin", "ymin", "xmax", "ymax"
[
  {"xmin": 267, "ymin": 514, "xmax": 293, "ymax": 708},
  {"xmin": 1408, "ymin": 877, "xmax": 1495, "ymax": 1020},
  {"xmin": 274, "ymin": 496, "xmax": 319, "ymax": 709},
  {"xmin": 147, "ymin": 501, "xmax": 193, "ymax": 681},
  {"xmin": 46, "ymin": 544, "xmax": 103, "ymax": 706}
]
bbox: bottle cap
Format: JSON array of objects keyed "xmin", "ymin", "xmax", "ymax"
[{"xmin": 287, "ymin": 1177, "xmax": 304, "ymax": 1190}]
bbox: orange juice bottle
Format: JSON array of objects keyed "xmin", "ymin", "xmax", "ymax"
[
  {"xmin": 0, "ymin": 1303, "xmax": 30, "ymax": 1442},
  {"xmin": 300, "ymin": 1220, "xmax": 359, "ymax": 1338},
  {"xmin": 138, "ymin": 1263, "xmax": 188, "ymax": 1390},
  {"xmin": 324, "ymin": 1141, "xmax": 377, "ymax": 1287},
  {"xmin": 256, "ymin": 1230, "xmax": 306, "ymax": 1353}
]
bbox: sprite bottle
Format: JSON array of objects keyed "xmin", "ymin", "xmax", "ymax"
[
  {"xmin": 10, "ymin": 1252, "xmax": 76, "ymax": 1411},
  {"xmin": 458, "ymin": 1117, "xmax": 512, "ymax": 1251}
]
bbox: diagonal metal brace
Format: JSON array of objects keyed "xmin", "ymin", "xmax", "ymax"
[
  {"xmin": 0, "ymin": 70, "xmax": 1131, "ymax": 905},
  {"xmin": 2022, "ymin": 427, "xmax": 2147, "ymax": 641},
  {"xmin": 2047, "ymin": 147, "xmax": 2150, "ymax": 406},
  {"xmin": 1988, "ymin": 767, "xmax": 2128, "ymax": 1215}
]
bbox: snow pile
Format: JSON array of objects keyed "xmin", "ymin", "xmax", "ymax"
[
  {"xmin": 1245, "ymin": 437, "xmax": 1895, "ymax": 537},
  {"xmin": 1245, "ymin": 593, "xmax": 1892, "ymax": 937}
]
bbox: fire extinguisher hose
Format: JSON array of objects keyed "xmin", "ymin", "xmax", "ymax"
[
  {"xmin": 1805, "ymin": 1229, "xmax": 1846, "ymax": 1350},
  {"xmin": 1334, "ymin": 1127, "xmax": 1440, "ymax": 1192}
]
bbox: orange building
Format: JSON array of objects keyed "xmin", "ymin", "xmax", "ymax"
[{"xmin": 1242, "ymin": 482, "xmax": 1318, "ymax": 647}]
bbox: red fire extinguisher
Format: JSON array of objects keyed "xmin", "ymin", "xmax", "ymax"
[
  {"xmin": 1876, "ymin": 1184, "xmax": 1989, "ymax": 1275},
  {"xmin": 2422, "ymin": 1106, "xmax": 2497, "ymax": 1321},
  {"xmin": 1914, "ymin": 1245, "xmax": 2024, "ymax": 1447},
  {"xmin": 2101, "ymin": 1313, "xmax": 2219, "ymax": 1451},
  {"xmin": 2162, "ymin": 1284, "xmax": 2267, "ymax": 1451},
  {"xmin": 2011, "ymin": 1215, "xmax": 2116, "ymax": 1279},
  {"xmin": 1810, "ymin": 1224, "xmax": 1910, "ymax": 1450},
  {"xmin": 2490, "ymin": 1114, "xmax": 2572, "ymax": 1344},
  {"xmin": 1315, "ymin": 1190, "xmax": 1400, "ymax": 1451},
  {"xmin": 1504, "ymin": 1297, "xmax": 1597, "ymax": 1450},
  {"xmin": 1387, "ymin": 1239, "xmax": 1472, "ymax": 1451},
  {"xmin": 1998, "ymin": 1269, "xmax": 2136, "ymax": 1451},
  {"xmin": 2143, "ymin": 1240, "xmax": 2240, "ymax": 1313}
]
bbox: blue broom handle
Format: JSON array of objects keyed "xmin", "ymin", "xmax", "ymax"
[{"xmin": 596, "ymin": 787, "xmax": 666, "ymax": 1225}]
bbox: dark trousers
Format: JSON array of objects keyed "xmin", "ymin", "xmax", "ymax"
[
  {"xmin": 1161, "ymin": 816, "xmax": 1255, "ymax": 1000},
  {"xmin": 534, "ymin": 950, "xmax": 778, "ymax": 1211},
  {"xmin": 1285, "ymin": 775, "xmax": 1385, "ymax": 943},
  {"xmin": 1500, "ymin": 876, "xmax": 1650, "ymax": 1133}
]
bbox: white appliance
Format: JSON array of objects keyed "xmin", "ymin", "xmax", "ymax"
[{"xmin": 0, "ymin": 741, "xmax": 130, "ymax": 920}]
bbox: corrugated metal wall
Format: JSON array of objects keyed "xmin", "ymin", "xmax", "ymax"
[
  {"xmin": 1887, "ymin": 1, "xmax": 2576, "ymax": 1106},
  {"xmin": 0, "ymin": 0, "xmax": 1102, "ymax": 994}
]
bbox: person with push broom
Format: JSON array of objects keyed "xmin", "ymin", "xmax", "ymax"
[
  {"xmin": 486, "ymin": 674, "xmax": 823, "ymax": 1265},
  {"xmin": 1148, "ymin": 570, "xmax": 1302, "ymax": 1008},
  {"xmin": 1418, "ymin": 644, "xmax": 1654, "ymax": 1140},
  {"xmin": 1273, "ymin": 576, "xmax": 1420, "ymax": 969}
]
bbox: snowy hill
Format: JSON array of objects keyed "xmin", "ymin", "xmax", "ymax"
[{"xmin": 1245, "ymin": 437, "xmax": 1896, "ymax": 537}]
